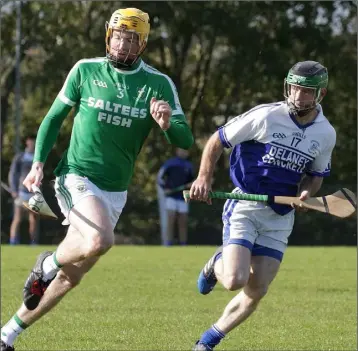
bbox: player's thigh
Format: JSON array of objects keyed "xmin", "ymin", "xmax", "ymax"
[
  {"xmin": 69, "ymin": 195, "xmax": 114, "ymax": 239},
  {"xmin": 55, "ymin": 174, "xmax": 126, "ymax": 236},
  {"xmin": 222, "ymin": 198, "xmax": 258, "ymax": 281},
  {"xmin": 222, "ymin": 244, "xmax": 252, "ymax": 284},
  {"xmin": 253, "ymin": 206, "xmax": 295, "ymax": 261},
  {"xmin": 244, "ymin": 255, "xmax": 281, "ymax": 299}
]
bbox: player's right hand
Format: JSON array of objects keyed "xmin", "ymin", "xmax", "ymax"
[
  {"xmin": 23, "ymin": 161, "xmax": 44, "ymax": 192},
  {"xmin": 189, "ymin": 176, "xmax": 212, "ymax": 205}
]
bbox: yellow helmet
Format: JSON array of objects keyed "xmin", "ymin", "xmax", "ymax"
[{"xmin": 105, "ymin": 8, "xmax": 150, "ymax": 65}]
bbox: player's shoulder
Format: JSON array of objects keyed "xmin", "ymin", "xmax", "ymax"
[
  {"xmin": 71, "ymin": 57, "xmax": 107, "ymax": 72},
  {"xmin": 315, "ymin": 105, "xmax": 336, "ymax": 137},
  {"xmin": 141, "ymin": 62, "xmax": 175, "ymax": 84},
  {"xmin": 241, "ymin": 101, "xmax": 285, "ymax": 120}
]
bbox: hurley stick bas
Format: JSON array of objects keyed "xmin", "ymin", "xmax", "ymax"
[
  {"xmin": 23, "ymin": 184, "xmax": 58, "ymax": 220},
  {"xmin": 183, "ymin": 188, "xmax": 356, "ymax": 219}
]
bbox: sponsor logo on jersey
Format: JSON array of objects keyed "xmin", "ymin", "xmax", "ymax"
[
  {"xmin": 308, "ymin": 140, "xmax": 320, "ymax": 155},
  {"xmin": 93, "ymin": 80, "xmax": 108, "ymax": 88},
  {"xmin": 75, "ymin": 182, "xmax": 87, "ymax": 193},
  {"xmin": 292, "ymin": 131, "xmax": 306, "ymax": 139},
  {"xmin": 262, "ymin": 145, "xmax": 311, "ymax": 173},
  {"xmin": 273, "ymin": 132, "xmax": 286, "ymax": 139},
  {"xmin": 136, "ymin": 86, "xmax": 147, "ymax": 102},
  {"xmin": 87, "ymin": 97, "xmax": 148, "ymax": 128}
]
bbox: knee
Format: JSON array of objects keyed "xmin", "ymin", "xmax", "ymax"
[
  {"xmin": 86, "ymin": 232, "xmax": 114, "ymax": 257},
  {"xmin": 56, "ymin": 270, "xmax": 84, "ymax": 290},
  {"xmin": 222, "ymin": 274, "xmax": 248, "ymax": 291}
]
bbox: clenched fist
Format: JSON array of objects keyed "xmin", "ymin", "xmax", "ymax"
[
  {"xmin": 23, "ymin": 161, "xmax": 44, "ymax": 192},
  {"xmin": 150, "ymin": 97, "xmax": 172, "ymax": 131}
]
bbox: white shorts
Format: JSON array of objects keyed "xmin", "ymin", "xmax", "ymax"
[
  {"xmin": 54, "ymin": 174, "xmax": 127, "ymax": 230},
  {"xmin": 222, "ymin": 188, "xmax": 295, "ymax": 261},
  {"xmin": 165, "ymin": 197, "xmax": 189, "ymax": 214}
]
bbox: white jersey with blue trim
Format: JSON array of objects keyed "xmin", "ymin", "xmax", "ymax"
[{"xmin": 218, "ymin": 101, "xmax": 336, "ymax": 215}]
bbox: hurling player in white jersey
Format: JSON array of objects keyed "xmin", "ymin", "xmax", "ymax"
[{"xmin": 189, "ymin": 61, "xmax": 336, "ymax": 350}]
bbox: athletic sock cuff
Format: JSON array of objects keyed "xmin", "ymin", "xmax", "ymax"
[
  {"xmin": 212, "ymin": 324, "xmax": 225, "ymax": 338},
  {"xmin": 53, "ymin": 251, "xmax": 63, "ymax": 268},
  {"xmin": 14, "ymin": 314, "xmax": 29, "ymax": 329}
]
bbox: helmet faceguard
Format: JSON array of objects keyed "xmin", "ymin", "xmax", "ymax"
[
  {"xmin": 284, "ymin": 61, "xmax": 328, "ymax": 117},
  {"xmin": 105, "ymin": 8, "xmax": 150, "ymax": 69}
]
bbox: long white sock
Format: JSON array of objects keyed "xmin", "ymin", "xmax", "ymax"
[
  {"xmin": 1, "ymin": 314, "xmax": 28, "ymax": 346},
  {"xmin": 42, "ymin": 252, "xmax": 62, "ymax": 281}
]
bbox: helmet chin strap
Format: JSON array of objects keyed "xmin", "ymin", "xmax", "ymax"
[
  {"xmin": 106, "ymin": 53, "xmax": 138, "ymax": 69},
  {"xmin": 288, "ymin": 101, "xmax": 315, "ymax": 118}
]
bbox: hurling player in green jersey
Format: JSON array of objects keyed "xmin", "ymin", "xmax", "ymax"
[{"xmin": 1, "ymin": 8, "xmax": 193, "ymax": 351}]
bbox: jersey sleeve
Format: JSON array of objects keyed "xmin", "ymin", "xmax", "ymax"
[
  {"xmin": 58, "ymin": 60, "xmax": 82, "ymax": 106},
  {"xmin": 159, "ymin": 76, "xmax": 184, "ymax": 117},
  {"xmin": 218, "ymin": 108, "xmax": 266, "ymax": 148},
  {"xmin": 306, "ymin": 129, "xmax": 336, "ymax": 177}
]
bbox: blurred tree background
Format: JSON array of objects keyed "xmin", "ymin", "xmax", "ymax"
[{"xmin": 1, "ymin": 1, "xmax": 356, "ymax": 245}]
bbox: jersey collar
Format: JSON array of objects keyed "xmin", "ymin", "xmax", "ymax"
[
  {"xmin": 287, "ymin": 103, "xmax": 324, "ymax": 129},
  {"xmin": 111, "ymin": 59, "xmax": 144, "ymax": 75}
]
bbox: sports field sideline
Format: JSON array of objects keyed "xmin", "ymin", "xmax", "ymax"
[{"xmin": 1, "ymin": 246, "xmax": 356, "ymax": 350}]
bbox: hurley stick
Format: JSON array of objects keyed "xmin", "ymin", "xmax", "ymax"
[{"xmin": 183, "ymin": 188, "xmax": 356, "ymax": 218}]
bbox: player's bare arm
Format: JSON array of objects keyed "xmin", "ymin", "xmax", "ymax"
[
  {"xmin": 292, "ymin": 175, "xmax": 323, "ymax": 211},
  {"xmin": 190, "ymin": 131, "xmax": 223, "ymax": 203},
  {"xmin": 298, "ymin": 174, "xmax": 323, "ymax": 198}
]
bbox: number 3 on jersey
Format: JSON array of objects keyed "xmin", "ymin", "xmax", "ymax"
[{"xmin": 117, "ymin": 88, "xmax": 124, "ymax": 99}]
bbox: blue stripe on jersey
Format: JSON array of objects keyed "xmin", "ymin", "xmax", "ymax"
[
  {"xmin": 229, "ymin": 140, "xmax": 312, "ymax": 215},
  {"xmin": 218, "ymin": 127, "xmax": 231, "ymax": 148}
]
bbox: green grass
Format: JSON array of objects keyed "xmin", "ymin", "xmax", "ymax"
[{"xmin": 1, "ymin": 246, "xmax": 356, "ymax": 350}]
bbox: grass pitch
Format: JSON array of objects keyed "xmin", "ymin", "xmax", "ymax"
[{"xmin": 1, "ymin": 246, "xmax": 356, "ymax": 350}]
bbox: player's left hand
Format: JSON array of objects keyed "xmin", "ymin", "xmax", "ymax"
[
  {"xmin": 150, "ymin": 97, "xmax": 171, "ymax": 131},
  {"xmin": 291, "ymin": 190, "xmax": 309, "ymax": 212}
]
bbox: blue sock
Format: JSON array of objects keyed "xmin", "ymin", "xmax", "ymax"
[
  {"xmin": 164, "ymin": 241, "xmax": 173, "ymax": 246},
  {"xmin": 199, "ymin": 324, "xmax": 225, "ymax": 348},
  {"xmin": 9, "ymin": 237, "xmax": 19, "ymax": 245},
  {"xmin": 179, "ymin": 242, "xmax": 187, "ymax": 246}
]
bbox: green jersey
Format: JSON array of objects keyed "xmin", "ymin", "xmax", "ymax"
[{"xmin": 34, "ymin": 57, "xmax": 193, "ymax": 191}]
